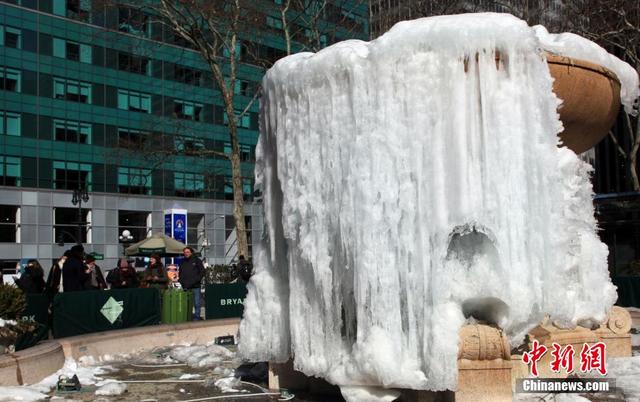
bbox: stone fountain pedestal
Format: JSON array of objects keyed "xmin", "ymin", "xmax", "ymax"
[{"xmin": 268, "ymin": 307, "xmax": 632, "ymax": 401}]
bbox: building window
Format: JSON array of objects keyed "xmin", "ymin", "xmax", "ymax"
[
  {"xmin": 53, "ymin": 0, "xmax": 90, "ymax": 21},
  {"xmin": 54, "ymin": 119, "xmax": 91, "ymax": 144},
  {"xmin": 53, "ymin": 161, "xmax": 91, "ymax": 190},
  {"xmin": 174, "ymin": 136, "xmax": 204, "ymax": 152},
  {"xmin": 0, "ymin": 111, "xmax": 20, "ymax": 136},
  {"xmin": 118, "ymin": 7, "xmax": 149, "ymax": 36},
  {"xmin": 175, "ymin": 172, "xmax": 204, "ymax": 198},
  {"xmin": 186, "ymin": 213, "xmax": 204, "ymax": 249},
  {"xmin": 54, "ymin": 207, "xmax": 91, "ymax": 244},
  {"xmin": 0, "ymin": 67, "xmax": 20, "ymax": 92},
  {"xmin": 225, "ymin": 142, "xmax": 254, "ymax": 162},
  {"xmin": 173, "ymin": 100, "xmax": 203, "ymax": 121},
  {"xmin": 223, "ymin": 109, "xmax": 250, "ymax": 128},
  {"xmin": 235, "ymin": 80, "xmax": 253, "ymax": 97},
  {"xmin": 53, "ymin": 78, "xmax": 91, "ymax": 103},
  {"xmin": 0, "ymin": 206, "xmax": 19, "ymax": 243},
  {"xmin": 117, "ymin": 89, "xmax": 151, "ymax": 113},
  {"xmin": 118, "ymin": 167, "xmax": 151, "ymax": 194},
  {"xmin": 53, "ymin": 38, "xmax": 91, "ymax": 63},
  {"xmin": 222, "ymin": 175, "xmax": 254, "ymax": 201},
  {"xmin": 118, "ymin": 210, "xmax": 151, "ymax": 243},
  {"xmin": 174, "ymin": 65, "xmax": 202, "ymax": 86},
  {"xmin": 118, "ymin": 128, "xmax": 147, "ymax": 149},
  {"xmin": 118, "ymin": 52, "xmax": 149, "ymax": 75},
  {"xmin": 0, "ymin": 26, "xmax": 21, "ymax": 49},
  {"xmin": 266, "ymin": 16, "xmax": 283, "ymax": 29},
  {"xmin": 0, "ymin": 156, "xmax": 20, "ymax": 186},
  {"xmin": 225, "ymin": 214, "xmax": 252, "ymax": 257}
]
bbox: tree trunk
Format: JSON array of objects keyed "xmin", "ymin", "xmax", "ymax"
[
  {"xmin": 224, "ymin": 96, "xmax": 250, "ymax": 259},
  {"xmin": 230, "ymin": 150, "xmax": 250, "ymax": 258}
]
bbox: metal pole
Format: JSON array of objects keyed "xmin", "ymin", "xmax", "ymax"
[{"xmin": 77, "ymin": 191, "xmax": 82, "ymax": 245}]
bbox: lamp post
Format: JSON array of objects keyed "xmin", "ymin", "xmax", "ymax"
[
  {"xmin": 202, "ymin": 214, "xmax": 225, "ymax": 264},
  {"xmin": 71, "ymin": 186, "xmax": 89, "ymax": 245},
  {"xmin": 119, "ymin": 229, "xmax": 134, "ymax": 256},
  {"xmin": 200, "ymin": 236, "xmax": 211, "ymax": 263}
]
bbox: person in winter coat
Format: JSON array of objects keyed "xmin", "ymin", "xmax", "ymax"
[
  {"xmin": 106, "ymin": 258, "xmax": 139, "ymax": 289},
  {"xmin": 179, "ymin": 247, "xmax": 204, "ymax": 320},
  {"xmin": 83, "ymin": 255, "xmax": 107, "ymax": 290},
  {"xmin": 46, "ymin": 251, "xmax": 69, "ymax": 299},
  {"xmin": 61, "ymin": 245, "xmax": 89, "ymax": 292},
  {"xmin": 142, "ymin": 254, "xmax": 167, "ymax": 290},
  {"xmin": 15, "ymin": 259, "xmax": 45, "ymax": 294},
  {"xmin": 237, "ymin": 255, "xmax": 253, "ymax": 282}
]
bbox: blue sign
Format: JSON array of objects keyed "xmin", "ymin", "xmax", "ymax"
[
  {"xmin": 173, "ymin": 213, "xmax": 187, "ymax": 244},
  {"xmin": 164, "ymin": 214, "xmax": 172, "ymax": 236}
]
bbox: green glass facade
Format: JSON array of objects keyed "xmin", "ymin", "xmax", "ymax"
[
  {"xmin": 0, "ymin": 0, "xmax": 368, "ymax": 200},
  {"xmin": 0, "ymin": 0, "xmax": 368, "ymax": 268}
]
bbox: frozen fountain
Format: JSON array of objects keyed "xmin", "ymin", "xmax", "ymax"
[{"xmin": 238, "ymin": 13, "xmax": 640, "ymax": 402}]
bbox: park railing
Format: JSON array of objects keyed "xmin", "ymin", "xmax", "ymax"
[{"xmin": 20, "ymin": 283, "xmax": 248, "ymax": 340}]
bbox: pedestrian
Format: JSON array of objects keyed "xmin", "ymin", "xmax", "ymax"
[
  {"xmin": 46, "ymin": 251, "xmax": 70, "ymax": 298},
  {"xmin": 61, "ymin": 245, "xmax": 90, "ymax": 292},
  {"xmin": 15, "ymin": 259, "xmax": 45, "ymax": 294},
  {"xmin": 83, "ymin": 255, "xmax": 107, "ymax": 290},
  {"xmin": 142, "ymin": 254, "xmax": 167, "ymax": 290},
  {"xmin": 106, "ymin": 258, "xmax": 139, "ymax": 289},
  {"xmin": 178, "ymin": 247, "xmax": 204, "ymax": 320},
  {"xmin": 237, "ymin": 255, "xmax": 253, "ymax": 282}
]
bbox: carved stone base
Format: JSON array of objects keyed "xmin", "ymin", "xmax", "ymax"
[
  {"xmin": 518, "ymin": 307, "xmax": 633, "ymax": 379},
  {"xmin": 595, "ymin": 306, "xmax": 632, "ymax": 358},
  {"xmin": 526, "ymin": 322, "xmax": 600, "ymax": 378},
  {"xmin": 457, "ymin": 359, "xmax": 513, "ymax": 402}
]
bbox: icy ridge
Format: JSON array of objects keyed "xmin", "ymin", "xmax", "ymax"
[{"xmin": 239, "ymin": 13, "xmax": 618, "ymax": 393}]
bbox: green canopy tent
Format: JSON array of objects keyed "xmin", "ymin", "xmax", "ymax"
[{"xmin": 125, "ymin": 233, "xmax": 189, "ymax": 257}]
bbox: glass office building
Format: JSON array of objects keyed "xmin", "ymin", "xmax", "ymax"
[{"xmin": 0, "ymin": 0, "xmax": 368, "ymax": 271}]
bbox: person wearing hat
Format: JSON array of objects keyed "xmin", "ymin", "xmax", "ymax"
[
  {"xmin": 142, "ymin": 254, "xmax": 167, "ymax": 290},
  {"xmin": 62, "ymin": 245, "xmax": 90, "ymax": 292},
  {"xmin": 106, "ymin": 258, "xmax": 139, "ymax": 289},
  {"xmin": 83, "ymin": 255, "xmax": 107, "ymax": 290},
  {"xmin": 46, "ymin": 251, "xmax": 69, "ymax": 298}
]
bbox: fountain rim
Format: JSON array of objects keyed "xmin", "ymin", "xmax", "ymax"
[{"xmin": 545, "ymin": 52, "xmax": 621, "ymax": 86}]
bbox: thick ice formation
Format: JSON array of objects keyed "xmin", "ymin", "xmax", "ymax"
[
  {"xmin": 239, "ymin": 13, "xmax": 624, "ymax": 393},
  {"xmin": 534, "ymin": 25, "xmax": 640, "ymax": 113}
]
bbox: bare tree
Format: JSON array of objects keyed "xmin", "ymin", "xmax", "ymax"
[
  {"xmin": 97, "ymin": 0, "xmax": 368, "ymax": 259},
  {"xmin": 96, "ymin": 0, "xmax": 270, "ymax": 259},
  {"xmin": 566, "ymin": 0, "xmax": 640, "ymax": 190}
]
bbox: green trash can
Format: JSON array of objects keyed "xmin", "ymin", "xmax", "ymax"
[{"xmin": 162, "ymin": 289, "xmax": 193, "ymax": 324}]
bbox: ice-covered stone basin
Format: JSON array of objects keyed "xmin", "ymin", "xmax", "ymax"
[{"xmin": 239, "ymin": 13, "xmax": 630, "ymax": 393}]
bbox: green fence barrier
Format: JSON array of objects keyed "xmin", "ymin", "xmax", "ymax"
[
  {"xmin": 53, "ymin": 288, "xmax": 161, "ymax": 338},
  {"xmin": 205, "ymin": 283, "xmax": 248, "ymax": 319},
  {"xmin": 23, "ymin": 293, "xmax": 50, "ymax": 327}
]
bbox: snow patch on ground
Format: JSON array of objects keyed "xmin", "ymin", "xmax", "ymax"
[
  {"xmin": 214, "ymin": 376, "xmax": 243, "ymax": 393},
  {"xmin": 607, "ymin": 356, "xmax": 640, "ymax": 399},
  {"xmin": 0, "ymin": 386, "xmax": 48, "ymax": 401},
  {"xmin": 340, "ymin": 386, "xmax": 401, "ymax": 402},
  {"xmin": 179, "ymin": 373, "xmax": 203, "ymax": 380},
  {"xmin": 95, "ymin": 380, "xmax": 127, "ymax": 396},
  {"xmin": 0, "ymin": 318, "xmax": 17, "ymax": 327}
]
